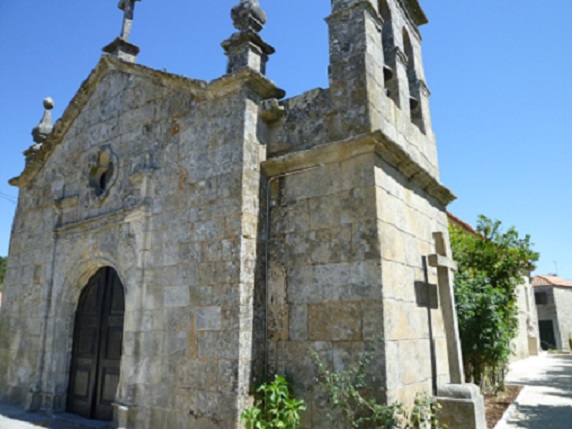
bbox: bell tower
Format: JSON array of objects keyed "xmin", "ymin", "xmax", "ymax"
[{"xmin": 327, "ymin": 0, "xmax": 439, "ymax": 177}]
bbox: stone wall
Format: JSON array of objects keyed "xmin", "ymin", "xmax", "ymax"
[
  {"xmin": 554, "ymin": 288, "xmax": 572, "ymax": 351},
  {"xmin": 0, "ymin": 57, "xmax": 281, "ymax": 429},
  {"xmin": 374, "ymin": 155, "xmax": 451, "ymax": 403},
  {"xmin": 535, "ymin": 286, "xmax": 561, "ymax": 350},
  {"xmin": 263, "ymin": 132, "xmax": 454, "ymax": 427},
  {"xmin": 0, "ymin": 0, "xmax": 467, "ymax": 427},
  {"xmin": 511, "ymin": 277, "xmax": 540, "ymax": 361}
]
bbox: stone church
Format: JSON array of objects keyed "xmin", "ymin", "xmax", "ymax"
[{"xmin": 0, "ymin": 0, "xmax": 486, "ymax": 428}]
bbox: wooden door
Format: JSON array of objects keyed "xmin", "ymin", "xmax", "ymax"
[{"xmin": 67, "ymin": 267, "xmax": 125, "ymax": 421}]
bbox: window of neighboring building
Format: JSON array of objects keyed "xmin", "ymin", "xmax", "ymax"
[{"xmin": 535, "ymin": 292, "xmax": 548, "ymax": 305}]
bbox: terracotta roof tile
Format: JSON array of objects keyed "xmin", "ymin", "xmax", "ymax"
[{"xmin": 532, "ymin": 275, "xmax": 572, "ymax": 288}]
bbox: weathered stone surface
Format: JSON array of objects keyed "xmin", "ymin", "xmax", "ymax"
[
  {"xmin": 0, "ymin": 0, "xmax": 478, "ymax": 428},
  {"xmin": 437, "ymin": 384, "xmax": 487, "ymax": 429}
]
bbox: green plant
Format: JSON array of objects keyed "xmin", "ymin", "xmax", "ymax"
[
  {"xmin": 311, "ymin": 346, "xmax": 401, "ymax": 428},
  {"xmin": 450, "ymin": 215, "xmax": 539, "ymax": 391},
  {"xmin": 406, "ymin": 393, "xmax": 446, "ymax": 429},
  {"xmin": 568, "ymin": 336, "xmax": 572, "ymax": 352},
  {"xmin": 241, "ymin": 375, "xmax": 306, "ymax": 429},
  {"xmin": 311, "ymin": 347, "xmax": 445, "ymax": 428}
]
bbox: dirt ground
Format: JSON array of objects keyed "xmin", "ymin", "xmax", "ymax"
[{"xmin": 484, "ymin": 385, "xmax": 522, "ymax": 429}]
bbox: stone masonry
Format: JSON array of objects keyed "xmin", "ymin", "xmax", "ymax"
[
  {"xmin": 0, "ymin": 1, "xmax": 485, "ymax": 428},
  {"xmin": 533, "ymin": 275, "xmax": 572, "ymax": 351}
]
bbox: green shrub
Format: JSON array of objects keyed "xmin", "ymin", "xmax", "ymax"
[
  {"xmin": 450, "ymin": 215, "xmax": 538, "ymax": 391},
  {"xmin": 241, "ymin": 375, "xmax": 306, "ymax": 429},
  {"xmin": 311, "ymin": 346, "xmax": 445, "ymax": 428}
]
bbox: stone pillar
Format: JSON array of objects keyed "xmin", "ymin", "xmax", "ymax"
[
  {"xmin": 436, "ymin": 384, "xmax": 487, "ymax": 429},
  {"xmin": 327, "ymin": 0, "xmax": 385, "ymax": 137},
  {"xmin": 222, "ymin": 0, "xmax": 275, "ymax": 75},
  {"xmin": 387, "ymin": 46, "xmax": 410, "ymax": 113},
  {"xmin": 102, "ymin": 38, "xmax": 140, "ymax": 64}
]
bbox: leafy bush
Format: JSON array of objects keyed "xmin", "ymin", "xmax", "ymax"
[
  {"xmin": 451, "ymin": 215, "xmax": 538, "ymax": 391},
  {"xmin": 311, "ymin": 346, "xmax": 445, "ymax": 428},
  {"xmin": 241, "ymin": 375, "xmax": 306, "ymax": 429}
]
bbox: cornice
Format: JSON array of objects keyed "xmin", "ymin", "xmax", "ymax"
[{"xmin": 262, "ymin": 130, "xmax": 455, "ymax": 207}]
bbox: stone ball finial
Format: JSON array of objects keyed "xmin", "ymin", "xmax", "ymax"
[
  {"xmin": 231, "ymin": 0, "xmax": 267, "ymax": 32},
  {"xmin": 43, "ymin": 97, "xmax": 54, "ymax": 110},
  {"xmin": 32, "ymin": 97, "xmax": 55, "ymax": 145}
]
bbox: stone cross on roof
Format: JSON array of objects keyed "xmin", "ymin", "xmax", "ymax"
[
  {"xmin": 102, "ymin": 0, "xmax": 141, "ymax": 63},
  {"xmin": 118, "ymin": 0, "xmax": 141, "ymax": 42}
]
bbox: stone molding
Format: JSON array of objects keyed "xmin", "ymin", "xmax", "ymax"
[
  {"xmin": 391, "ymin": 46, "xmax": 409, "ymax": 66},
  {"xmin": 326, "ymin": 1, "xmax": 384, "ymax": 29},
  {"xmin": 396, "ymin": 0, "xmax": 428, "ymax": 38},
  {"xmin": 102, "ymin": 37, "xmax": 140, "ymax": 63},
  {"xmin": 262, "ymin": 129, "xmax": 456, "ymax": 206},
  {"xmin": 221, "ymin": 30, "xmax": 275, "ymax": 56},
  {"xmin": 418, "ymin": 78, "xmax": 431, "ymax": 97},
  {"xmin": 54, "ymin": 200, "xmax": 152, "ymax": 238}
]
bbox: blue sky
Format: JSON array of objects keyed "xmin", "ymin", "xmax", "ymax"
[{"xmin": 0, "ymin": 1, "xmax": 570, "ymax": 279}]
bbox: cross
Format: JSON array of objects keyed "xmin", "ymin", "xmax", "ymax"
[
  {"xmin": 428, "ymin": 231, "xmax": 465, "ymax": 385},
  {"xmin": 118, "ymin": 0, "xmax": 140, "ymax": 42}
]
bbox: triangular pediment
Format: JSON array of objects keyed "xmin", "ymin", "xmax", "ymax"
[{"xmin": 10, "ymin": 55, "xmax": 212, "ymax": 188}]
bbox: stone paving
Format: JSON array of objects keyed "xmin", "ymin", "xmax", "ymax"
[
  {"xmin": 504, "ymin": 353, "xmax": 572, "ymax": 428},
  {"xmin": 0, "ymin": 403, "xmax": 108, "ymax": 429}
]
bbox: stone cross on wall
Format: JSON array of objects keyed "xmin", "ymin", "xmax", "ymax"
[
  {"xmin": 118, "ymin": 0, "xmax": 140, "ymax": 42},
  {"xmin": 428, "ymin": 231, "xmax": 465, "ymax": 385}
]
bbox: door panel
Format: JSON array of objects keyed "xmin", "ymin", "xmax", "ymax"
[{"xmin": 67, "ymin": 267, "xmax": 124, "ymax": 421}]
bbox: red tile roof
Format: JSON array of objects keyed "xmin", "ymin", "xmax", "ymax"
[
  {"xmin": 532, "ymin": 275, "xmax": 572, "ymax": 288},
  {"xmin": 447, "ymin": 212, "xmax": 479, "ymax": 236}
]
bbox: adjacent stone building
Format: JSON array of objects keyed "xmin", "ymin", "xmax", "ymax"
[
  {"xmin": 512, "ymin": 276, "xmax": 540, "ymax": 360},
  {"xmin": 0, "ymin": 1, "xmax": 485, "ymax": 428},
  {"xmin": 533, "ymin": 275, "xmax": 572, "ymax": 351}
]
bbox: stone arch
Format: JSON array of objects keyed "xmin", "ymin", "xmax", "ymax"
[
  {"xmin": 378, "ymin": 0, "xmax": 391, "ymax": 20},
  {"xmin": 402, "ymin": 27, "xmax": 416, "ymax": 76},
  {"xmin": 43, "ymin": 255, "xmax": 130, "ymax": 413}
]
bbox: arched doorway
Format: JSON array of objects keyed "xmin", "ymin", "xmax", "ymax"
[{"xmin": 67, "ymin": 267, "xmax": 125, "ymax": 421}]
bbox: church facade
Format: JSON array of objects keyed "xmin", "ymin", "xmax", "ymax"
[{"xmin": 0, "ymin": 1, "xmax": 484, "ymax": 428}]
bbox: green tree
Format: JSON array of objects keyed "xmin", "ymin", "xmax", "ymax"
[
  {"xmin": 0, "ymin": 256, "xmax": 6, "ymax": 291},
  {"xmin": 450, "ymin": 215, "xmax": 538, "ymax": 391}
]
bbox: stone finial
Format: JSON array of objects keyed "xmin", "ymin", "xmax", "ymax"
[
  {"xmin": 32, "ymin": 98, "xmax": 54, "ymax": 145},
  {"xmin": 223, "ymin": 0, "xmax": 275, "ymax": 75},
  {"xmin": 231, "ymin": 0, "xmax": 267, "ymax": 32}
]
